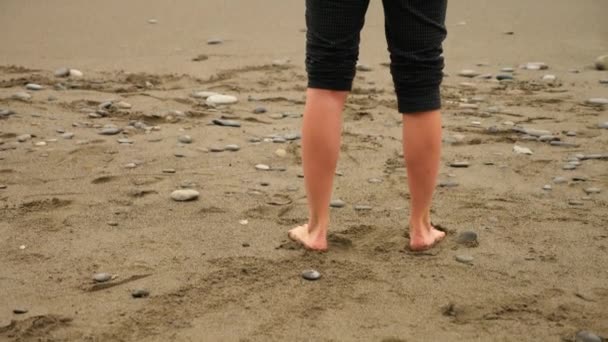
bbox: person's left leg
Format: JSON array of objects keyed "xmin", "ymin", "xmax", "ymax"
[{"xmin": 382, "ymin": 0, "xmax": 448, "ymax": 251}]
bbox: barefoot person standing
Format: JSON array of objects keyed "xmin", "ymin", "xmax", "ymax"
[{"xmin": 288, "ymin": 0, "xmax": 448, "ymax": 252}]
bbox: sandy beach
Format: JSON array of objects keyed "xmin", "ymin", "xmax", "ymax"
[{"xmin": 1, "ymin": 0, "xmax": 607, "ymax": 341}]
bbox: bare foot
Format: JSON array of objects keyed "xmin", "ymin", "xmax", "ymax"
[
  {"xmin": 288, "ymin": 224, "xmax": 328, "ymax": 251},
  {"xmin": 409, "ymin": 222, "xmax": 446, "ymax": 251}
]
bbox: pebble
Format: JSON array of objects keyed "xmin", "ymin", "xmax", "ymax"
[
  {"xmin": 148, "ymin": 19, "xmax": 158, "ymax": 24},
  {"xmin": 13, "ymin": 308, "xmax": 28, "ymax": 315},
  {"xmin": 192, "ymin": 91, "xmax": 219, "ymax": 99},
  {"xmin": 563, "ymin": 164, "xmax": 577, "ymax": 170},
  {"xmin": 124, "ymin": 163, "xmax": 137, "ymax": 169},
  {"xmin": 450, "ymin": 161, "xmax": 470, "ymax": 168},
  {"xmin": 114, "ymin": 101, "xmax": 132, "ymax": 109},
  {"xmin": 54, "ymin": 67, "xmax": 70, "ymax": 77},
  {"xmin": 568, "ymin": 199, "xmax": 584, "ymax": 206},
  {"xmin": 439, "ymin": 180, "xmax": 459, "ymax": 188},
  {"xmin": 0, "ymin": 185, "xmax": 6, "ymax": 189},
  {"xmin": 17, "ymin": 134, "xmax": 32, "ymax": 142},
  {"xmin": 330, "ymin": 199, "xmax": 346, "ymax": 208},
  {"xmin": 542, "ymin": 184, "xmax": 552, "ymax": 191},
  {"xmin": 513, "ymin": 145, "xmax": 533, "ymax": 155},
  {"xmin": 566, "ymin": 131, "xmax": 577, "ymax": 137},
  {"xmin": 553, "ymin": 177, "xmax": 568, "ymax": 184},
  {"xmin": 253, "ymin": 107, "xmax": 267, "ymax": 114},
  {"xmin": 162, "ymin": 169, "xmax": 176, "ymax": 173},
  {"xmin": 61, "ymin": 132, "xmax": 75, "ymax": 139},
  {"xmin": 12, "ymin": 92, "xmax": 32, "ymax": 101},
  {"xmin": 354, "ymin": 205, "xmax": 373, "ymax": 211},
  {"xmin": 356, "ymin": 63, "xmax": 372, "ymax": 72},
  {"xmin": 584, "ymin": 187, "xmax": 601, "ymax": 194},
  {"xmin": 239, "ymin": 219, "xmax": 249, "ymax": 225},
  {"xmin": 455, "ymin": 255, "xmax": 474, "ymax": 264},
  {"xmin": 572, "ymin": 176, "xmax": 588, "ymax": 182},
  {"xmin": 206, "ymin": 94, "xmax": 238, "ymax": 106},
  {"xmin": 209, "ymin": 146, "xmax": 225, "ymax": 152},
  {"xmin": 207, "ymin": 38, "xmax": 223, "ymax": 45},
  {"xmin": 272, "ymin": 137, "xmax": 286, "ymax": 143},
  {"xmin": 170, "ymin": 189, "xmax": 199, "ymax": 201},
  {"xmin": 586, "ymin": 98, "xmax": 608, "ymax": 106},
  {"xmin": 255, "ymin": 164, "xmax": 270, "ymax": 171},
  {"xmin": 580, "ymin": 153, "xmax": 608, "ymax": 160},
  {"xmin": 35, "ymin": 141, "xmax": 47, "ymax": 147},
  {"xmin": 212, "ymin": 119, "xmax": 241, "ymax": 127},
  {"xmin": 93, "ymin": 273, "xmax": 112, "ymax": 283},
  {"xmin": 225, "ymin": 144, "xmax": 240, "ymax": 151},
  {"xmin": 458, "ymin": 69, "xmax": 479, "ymax": 78},
  {"xmin": 301, "ymin": 270, "xmax": 321, "ymax": 281},
  {"xmin": 500, "ymin": 67, "xmax": 515, "ymax": 73},
  {"xmin": 539, "ymin": 135, "xmax": 558, "ymax": 142},
  {"xmin": 550, "ymin": 141, "xmax": 579, "ymax": 148},
  {"xmin": 284, "ymin": 132, "xmax": 301, "ymax": 141},
  {"xmin": 598, "ymin": 122, "xmax": 608, "ymax": 129},
  {"xmin": 117, "ymin": 138, "xmax": 134, "ymax": 144},
  {"xmin": 600, "ymin": 79, "xmax": 608, "ymax": 85},
  {"xmin": 99, "ymin": 127, "xmax": 122, "ymax": 135},
  {"xmin": 368, "ymin": 178, "xmax": 383, "ymax": 184},
  {"xmin": 131, "ymin": 289, "xmax": 150, "ymax": 298},
  {"xmin": 178, "ymin": 135, "xmax": 193, "ymax": 144},
  {"xmin": 595, "ymin": 55, "xmax": 608, "ymax": 71},
  {"xmin": 69, "ymin": 69, "xmax": 83, "ymax": 78},
  {"xmin": 275, "ymin": 148, "xmax": 287, "ymax": 157},
  {"xmin": 522, "ymin": 62, "xmax": 548, "ymax": 70},
  {"xmin": 107, "ymin": 221, "xmax": 119, "ymax": 226},
  {"xmin": 456, "ymin": 231, "xmax": 478, "ymax": 247},
  {"xmin": 0, "ymin": 108, "xmax": 15, "ymax": 118},
  {"xmin": 25, "ymin": 83, "xmax": 43, "ymax": 91},
  {"xmin": 496, "ymin": 74, "xmax": 514, "ymax": 81},
  {"xmin": 542, "ymin": 74, "xmax": 557, "ymax": 82}
]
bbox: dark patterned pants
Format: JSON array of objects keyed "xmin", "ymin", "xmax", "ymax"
[{"xmin": 305, "ymin": 0, "xmax": 447, "ymax": 113}]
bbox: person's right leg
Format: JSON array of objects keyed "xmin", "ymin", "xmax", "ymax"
[{"xmin": 288, "ymin": 0, "xmax": 370, "ymax": 251}]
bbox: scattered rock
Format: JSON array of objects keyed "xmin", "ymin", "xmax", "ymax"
[
  {"xmin": 162, "ymin": 169, "xmax": 176, "ymax": 173},
  {"xmin": 354, "ymin": 205, "xmax": 373, "ymax": 211},
  {"xmin": 456, "ymin": 231, "xmax": 478, "ymax": 247},
  {"xmin": 595, "ymin": 55, "xmax": 608, "ymax": 71},
  {"xmin": 93, "ymin": 273, "xmax": 112, "ymax": 283},
  {"xmin": 131, "ymin": 289, "xmax": 150, "ymax": 298},
  {"xmin": 356, "ymin": 63, "xmax": 372, "ymax": 72},
  {"xmin": 117, "ymin": 138, "xmax": 134, "ymax": 144},
  {"xmin": 114, "ymin": 101, "xmax": 132, "ymax": 109},
  {"xmin": 170, "ymin": 189, "xmax": 199, "ymax": 201},
  {"xmin": 542, "ymin": 74, "xmax": 557, "ymax": 82},
  {"xmin": 455, "ymin": 255, "xmax": 474, "ymax": 264},
  {"xmin": 178, "ymin": 135, "xmax": 192, "ymax": 144},
  {"xmin": 553, "ymin": 177, "xmax": 567, "ymax": 184},
  {"xmin": 25, "ymin": 83, "xmax": 43, "ymax": 91},
  {"xmin": 542, "ymin": 184, "xmax": 552, "ymax": 191},
  {"xmin": 563, "ymin": 164, "xmax": 577, "ymax": 170},
  {"xmin": 301, "ymin": 270, "xmax": 321, "ymax": 281},
  {"xmin": 568, "ymin": 199, "xmax": 584, "ymax": 206},
  {"xmin": 12, "ymin": 92, "xmax": 32, "ymax": 101},
  {"xmin": 192, "ymin": 91, "xmax": 219, "ymax": 99},
  {"xmin": 513, "ymin": 145, "xmax": 533, "ymax": 155},
  {"xmin": 255, "ymin": 164, "xmax": 270, "ymax": 171},
  {"xmin": 522, "ymin": 62, "xmax": 548, "ymax": 70},
  {"xmin": 61, "ymin": 132, "xmax": 75, "ymax": 139},
  {"xmin": 330, "ymin": 199, "xmax": 346, "ymax": 208},
  {"xmin": 148, "ymin": 19, "xmax": 158, "ymax": 24},
  {"xmin": 54, "ymin": 67, "xmax": 70, "ymax": 77},
  {"xmin": 253, "ymin": 107, "xmax": 267, "ymax": 114},
  {"xmin": 458, "ymin": 69, "xmax": 479, "ymax": 78},
  {"xmin": 69, "ymin": 69, "xmax": 83, "ymax": 78},
  {"xmin": 496, "ymin": 74, "xmax": 514, "ymax": 81},
  {"xmin": 439, "ymin": 180, "xmax": 459, "ymax": 188},
  {"xmin": 207, "ymin": 38, "xmax": 223, "ymax": 45},
  {"xmin": 17, "ymin": 134, "xmax": 32, "ymax": 142},
  {"xmin": 13, "ymin": 308, "xmax": 28, "ymax": 315},
  {"xmin": 584, "ymin": 187, "xmax": 601, "ymax": 194},
  {"xmin": 225, "ymin": 144, "xmax": 240, "ymax": 151},
  {"xmin": 368, "ymin": 178, "xmax": 382, "ymax": 184},
  {"xmin": 206, "ymin": 94, "xmax": 238, "ymax": 106},
  {"xmin": 212, "ymin": 119, "xmax": 241, "ymax": 127},
  {"xmin": 450, "ymin": 161, "xmax": 470, "ymax": 168},
  {"xmin": 99, "ymin": 127, "xmax": 122, "ymax": 135},
  {"xmin": 598, "ymin": 122, "xmax": 608, "ymax": 129},
  {"xmin": 586, "ymin": 98, "xmax": 608, "ymax": 106},
  {"xmin": 275, "ymin": 149, "xmax": 287, "ymax": 157}
]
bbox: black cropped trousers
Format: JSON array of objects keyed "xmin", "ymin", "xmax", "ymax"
[{"xmin": 305, "ymin": 0, "xmax": 447, "ymax": 113}]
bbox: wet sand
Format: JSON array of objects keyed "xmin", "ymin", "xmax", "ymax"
[{"xmin": 1, "ymin": 0, "xmax": 607, "ymax": 341}]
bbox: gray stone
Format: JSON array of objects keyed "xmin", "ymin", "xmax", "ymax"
[
  {"xmin": 207, "ymin": 38, "xmax": 223, "ymax": 45},
  {"xmin": 458, "ymin": 69, "xmax": 480, "ymax": 78},
  {"xmin": 25, "ymin": 83, "xmax": 43, "ymax": 91},
  {"xmin": 206, "ymin": 95, "xmax": 237, "ymax": 106},
  {"xmin": 563, "ymin": 164, "xmax": 577, "ymax": 170},
  {"xmin": 600, "ymin": 79, "xmax": 608, "ymax": 85},
  {"xmin": 500, "ymin": 67, "xmax": 515, "ymax": 73},
  {"xmin": 209, "ymin": 146, "xmax": 225, "ymax": 152},
  {"xmin": 253, "ymin": 107, "xmax": 267, "ymax": 114},
  {"xmin": 599, "ymin": 122, "xmax": 608, "ymax": 129},
  {"xmin": 162, "ymin": 169, "xmax": 176, "ymax": 173},
  {"xmin": 538, "ymin": 135, "xmax": 559, "ymax": 142},
  {"xmin": 568, "ymin": 199, "xmax": 584, "ymax": 206},
  {"xmin": 356, "ymin": 63, "xmax": 372, "ymax": 72},
  {"xmin": 566, "ymin": 131, "xmax": 577, "ymax": 137},
  {"xmin": 522, "ymin": 62, "xmax": 548, "ymax": 70},
  {"xmin": 255, "ymin": 164, "xmax": 270, "ymax": 171},
  {"xmin": 0, "ymin": 108, "xmax": 15, "ymax": 118},
  {"xmin": 439, "ymin": 180, "xmax": 459, "ymax": 188},
  {"xmin": 0, "ymin": 185, "xmax": 7, "ymax": 189},
  {"xmin": 117, "ymin": 138, "xmax": 134, "ymax": 144},
  {"xmin": 212, "ymin": 119, "xmax": 241, "ymax": 127},
  {"xmin": 542, "ymin": 184, "xmax": 552, "ymax": 191},
  {"xmin": 580, "ymin": 154, "xmax": 608, "ymax": 160},
  {"xmin": 586, "ymin": 98, "xmax": 608, "ymax": 106},
  {"xmin": 553, "ymin": 177, "xmax": 568, "ymax": 184},
  {"xmin": 284, "ymin": 132, "xmax": 301, "ymax": 141},
  {"xmin": 131, "ymin": 289, "xmax": 150, "ymax": 298},
  {"xmin": 272, "ymin": 137, "xmax": 286, "ymax": 143},
  {"xmin": 12, "ymin": 92, "xmax": 32, "ymax": 101},
  {"xmin": 450, "ymin": 161, "xmax": 470, "ymax": 168},
  {"xmin": 54, "ymin": 67, "xmax": 70, "ymax": 77},
  {"xmin": 225, "ymin": 144, "xmax": 240, "ymax": 151},
  {"xmin": 17, "ymin": 134, "xmax": 32, "ymax": 142},
  {"xmin": 13, "ymin": 308, "xmax": 28, "ymax": 314},
  {"xmin": 330, "ymin": 199, "xmax": 346, "ymax": 208},
  {"xmin": 301, "ymin": 270, "xmax": 321, "ymax": 281},
  {"xmin": 550, "ymin": 141, "xmax": 580, "ymax": 147},
  {"xmin": 99, "ymin": 127, "xmax": 122, "ymax": 135},
  {"xmin": 595, "ymin": 55, "xmax": 608, "ymax": 71},
  {"xmin": 572, "ymin": 176, "xmax": 588, "ymax": 182},
  {"xmin": 455, "ymin": 255, "xmax": 474, "ymax": 264},
  {"xmin": 456, "ymin": 231, "xmax": 478, "ymax": 247},
  {"xmin": 178, "ymin": 135, "xmax": 192, "ymax": 144},
  {"xmin": 496, "ymin": 74, "xmax": 514, "ymax": 81},
  {"xmin": 368, "ymin": 178, "xmax": 383, "ymax": 184},
  {"xmin": 354, "ymin": 205, "xmax": 373, "ymax": 211},
  {"xmin": 170, "ymin": 189, "xmax": 199, "ymax": 201},
  {"xmin": 192, "ymin": 91, "xmax": 219, "ymax": 99},
  {"xmin": 584, "ymin": 187, "xmax": 601, "ymax": 194},
  {"xmin": 512, "ymin": 127, "xmax": 552, "ymax": 137},
  {"xmin": 93, "ymin": 273, "xmax": 112, "ymax": 283},
  {"xmin": 513, "ymin": 145, "xmax": 533, "ymax": 155}
]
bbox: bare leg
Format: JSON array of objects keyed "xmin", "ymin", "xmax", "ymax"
[
  {"xmin": 402, "ymin": 110, "xmax": 445, "ymax": 251},
  {"xmin": 288, "ymin": 88, "xmax": 347, "ymax": 251}
]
